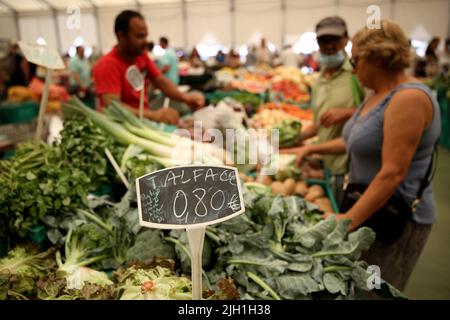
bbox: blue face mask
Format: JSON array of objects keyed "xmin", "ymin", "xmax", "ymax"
[{"xmin": 319, "ymin": 50, "xmax": 346, "ymax": 69}]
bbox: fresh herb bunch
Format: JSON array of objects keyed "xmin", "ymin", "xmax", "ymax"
[
  {"xmin": 58, "ymin": 117, "xmax": 124, "ymax": 192},
  {"xmin": 0, "ymin": 142, "xmax": 91, "ymax": 238}
]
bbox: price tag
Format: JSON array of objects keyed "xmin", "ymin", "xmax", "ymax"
[
  {"xmin": 136, "ymin": 165, "xmax": 244, "ymax": 229},
  {"xmin": 126, "ymin": 65, "xmax": 145, "ymax": 119},
  {"xmin": 18, "ymin": 41, "xmax": 65, "ymax": 70},
  {"xmin": 18, "ymin": 41, "xmax": 65, "ymax": 141},
  {"xmin": 126, "ymin": 65, "xmax": 144, "ymax": 91},
  {"xmin": 136, "ymin": 165, "xmax": 245, "ymax": 300}
]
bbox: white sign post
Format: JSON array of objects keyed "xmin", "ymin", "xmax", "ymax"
[
  {"xmin": 136, "ymin": 165, "xmax": 245, "ymax": 300},
  {"xmin": 18, "ymin": 41, "xmax": 65, "ymax": 141},
  {"xmin": 126, "ymin": 65, "xmax": 145, "ymax": 120}
]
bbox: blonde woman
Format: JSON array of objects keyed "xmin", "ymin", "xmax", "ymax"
[{"xmin": 291, "ymin": 20, "xmax": 441, "ymax": 291}]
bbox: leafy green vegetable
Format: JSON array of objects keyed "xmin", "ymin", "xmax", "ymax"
[
  {"xmin": 55, "ymin": 227, "xmax": 111, "ymax": 289},
  {"xmin": 113, "ymin": 265, "xmax": 192, "ymax": 300},
  {"xmin": 58, "ymin": 116, "xmax": 124, "ymax": 192},
  {"xmin": 126, "ymin": 230, "xmax": 176, "ymax": 264},
  {"xmin": 0, "ymin": 142, "xmax": 91, "ymax": 239},
  {"xmin": 272, "ymin": 118, "xmax": 302, "ymax": 148},
  {"xmin": 120, "ymin": 145, "xmax": 163, "ymax": 181},
  {"xmin": 266, "ymin": 154, "xmax": 301, "ymax": 181},
  {"xmin": 36, "ymin": 272, "xmax": 114, "ymax": 300},
  {"xmin": 0, "ymin": 246, "xmax": 56, "ymax": 299},
  {"xmin": 198, "ymin": 187, "xmax": 403, "ymax": 300}
]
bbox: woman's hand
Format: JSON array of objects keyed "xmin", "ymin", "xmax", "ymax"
[
  {"xmin": 280, "ymin": 146, "xmax": 312, "ymax": 166},
  {"xmin": 323, "ymin": 212, "xmax": 357, "ymax": 231}
]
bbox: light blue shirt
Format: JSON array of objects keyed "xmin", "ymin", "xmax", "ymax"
[
  {"xmin": 68, "ymin": 55, "xmax": 91, "ymax": 88},
  {"xmin": 160, "ymin": 48, "xmax": 179, "ymax": 85}
]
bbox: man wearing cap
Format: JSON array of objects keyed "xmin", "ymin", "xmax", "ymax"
[{"xmin": 283, "ymin": 16, "xmax": 364, "ymax": 206}]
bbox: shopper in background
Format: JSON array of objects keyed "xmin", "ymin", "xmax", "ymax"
[
  {"xmin": 293, "ymin": 20, "xmax": 440, "ymax": 291},
  {"xmin": 257, "ymin": 38, "xmax": 272, "ymax": 65},
  {"xmin": 301, "ymin": 53, "xmax": 319, "ymax": 71},
  {"xmin": 280, "ymin": 44, "xmax": 299, "ymax": 67},
  {"xmin": 215, "ymin": 49, "xmax": 226, "ymax": 66},
  {"xmin": 405, "ymin": 39, "xmax": 418, "ymax": 76},
  {"xmin": 159, "ymin": 36, "xmax": 180, "ymax": 85},
  {"xmin": 245, "ymin": 45, "xmax": 258, "ymax": 67},
  {"xmin": 425, "ymin": 37, "xmax": 440, "ymax": 77},
  {"xmin": 227, "ymin": 49, "xmax": 241, "ymax": 69},
  {"xmin": 283, "ymin": 16, "xmax": 363, "ymax": 205},
  {"xmin": 146, "ymin": 41, "xmax": 155, "ymax": 61},
  {"xmin": 68, "ymin": 46, "xmax": 92, "ymax": 99},
  {"xmin": 439, "ymin": 38, "xmax": 450, "ymax": 74},
  {"xmin": 189, "ymin": 47, "xmax": 203, "ymax": 68},
  {"xmin": 4, "ymin": 43, "xmax": 30, "ymax": 88},
  {"xmin": 93, "ymin": 10, "xmax": 204, "ymax": 124}
]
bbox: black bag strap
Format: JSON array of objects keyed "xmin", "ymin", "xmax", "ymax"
[{"xmin": 412, "ymin": 142, "xmax": 439, "ymax": 212}]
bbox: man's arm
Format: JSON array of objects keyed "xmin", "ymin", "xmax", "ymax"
[
  {"xmin": 151, "ymin": 74, "xmax": 204, "ymax": 110},
  {"xmin": 320, "ymin": 107, "xmax": 356, "ymax": 128},
  {"xmin": 160, "ymin": 65, "xmax": 170, "ymax": 74},
  {"xmin": 300, "ymin": 123, "xmax": 319, "ymax": 141},
  {"xmin": 101, "ymin": 93, "xmax": 179, "ymax": 124}
]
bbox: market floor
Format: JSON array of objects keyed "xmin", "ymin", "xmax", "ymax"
[{"xmin": 404, "ymin": 146, "xmax": 450, "ymax": 299}]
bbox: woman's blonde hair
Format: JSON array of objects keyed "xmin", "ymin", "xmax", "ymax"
[{"xmin": 352, "ymin": 19, "xmax": 410, "ymax": 71}]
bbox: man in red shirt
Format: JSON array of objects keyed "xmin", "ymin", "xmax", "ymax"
[{"xmin": 93, "ymin": 10, "xmax": 204, "ymax": 124}]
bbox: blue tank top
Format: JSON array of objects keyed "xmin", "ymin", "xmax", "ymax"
[{"xmin": 343, "ymin": 82, "xmax": 441, "ymax": 224}]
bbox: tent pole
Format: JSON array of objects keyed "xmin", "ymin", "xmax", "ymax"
[
  {"xmin": 281, "ymin": 0, "xmax": 286, "ymax": 47},
  {"xmin": 182, "ymin": 0, "xmax": 188, "ymax": 51},
  {"xmin": 0, "ymin": 0, "xmax": 20, "ymax": 42},
  {"xmin": 38, "ymin": 0, "xmax": 62, "ymax": 53},
  {"xmin": 390, "ymin": 0, "xmax": 396, "ymax": 20},
  {"xmin": 230, "ymin": 0, "xmax": 235, "ymax": 49}
]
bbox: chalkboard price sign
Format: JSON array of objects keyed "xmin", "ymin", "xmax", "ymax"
[{"xmin": 136, "ymin": 165, "xmax": 245, "ymax": 229}]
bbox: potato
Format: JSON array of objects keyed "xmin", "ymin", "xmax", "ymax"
[
  {"xmin": 294, "ymin": 181, "xmax": 309, "ymax": 196},
  {"xmin": 271, "ymin": 181, "xmax": 284, "ymax": 195},
  {"xmin": 260, "ymin": 175, "xmax": 273, "ymax": 186},
  {"xmin": 283, "ymin": 178, "xmax": 296, "ymax": 196},
  {"xmin": 305, "ymin": 185, "xmax": 325, "ymax": 202},
  {"xmin": 314, "ymin": 197, "xmax": 334, "ymax": 213}
]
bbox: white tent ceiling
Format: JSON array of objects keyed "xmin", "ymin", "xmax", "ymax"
[
  {"xmin": 0, "ymin": 0, "xmax": 448, "ymax": 54},
  {"xmin": 0, "ymin": 0, "xmax": 211, "ymax": 12}
]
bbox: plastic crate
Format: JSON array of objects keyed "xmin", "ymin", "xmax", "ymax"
[
  {"xmin": 0, "ymin": 120, "xmax": 38, "ymax": 144},
  {"xmin": 205, "ymin": 90, "xmax": 241, "ymax": 104},
  {"xmin": 0, "ymin": 237, "xmax": 9, "ymax": 258},
  {"xmin": 0, "ymin": 101, "xmax": 38, "ymax": 124},
  {"xmin": 29, "ymin": 224, "xmax": 47, "ymax": 246},
  {"xmin": 437, "ymin": 86, "xmax": 450, "ymax": 150},
  {"xmin": 92, "ymin": 184, "xmax": 113, "ymax": 197}
]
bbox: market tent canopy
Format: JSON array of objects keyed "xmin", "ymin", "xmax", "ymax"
[{"xmin": 0, "ymin": 0, "xmax": 448, "ymax": 56}]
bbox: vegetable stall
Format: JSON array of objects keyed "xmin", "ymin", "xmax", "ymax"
[{"xmin": 0, "ymin": 93, "xmax": 404, "ymax": 300}]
